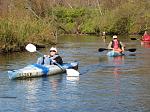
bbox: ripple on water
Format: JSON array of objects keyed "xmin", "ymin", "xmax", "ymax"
[{"xmin": 0, "ymin": 36, "xmax": 150, "ymax": 112}]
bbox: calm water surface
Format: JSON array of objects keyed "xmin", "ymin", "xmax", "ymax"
[{"xmin": 0, "ymin": 35, "xmax": 150, "ymax": 112}]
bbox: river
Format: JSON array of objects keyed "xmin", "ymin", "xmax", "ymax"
[{"xmin": 0, "ymin": 35, "xmax": 150, "ymax": 112}]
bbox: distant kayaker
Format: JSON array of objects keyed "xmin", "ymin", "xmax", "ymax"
[
  {"xmin": 37, "ymin": 47, "xmax": 63, "ymax": 65},
  {"xmin": 102, "ymin": 32, "xmax": 106, "ymax": 36},
  {"xmin": 142, "ymin": 31, "xmax": 150, "ymax": 41},
  {"xmin": 108, "ymin": 35, "xmax": 124, "ymax": 53},
  {"xmin": 102, "ymin": 31, "xmax": 106, "ymax": 41}
]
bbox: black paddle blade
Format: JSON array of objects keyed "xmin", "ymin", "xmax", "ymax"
[
  {"xmin": 98, "ymin": 48, "xmax": 108, "ymax": 52},
  {"xmin": 130, "ymin": 38, "xmax": 137, "ymax": 40},
  {"xmin": 127, "ymin": 48, "xmax": 136, "ymax": 52}
]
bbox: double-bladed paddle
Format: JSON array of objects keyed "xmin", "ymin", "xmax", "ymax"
[
  {"xmin": 130, "ymin": 38, "xmax": 140, "ymax": 40},
  {"xmin": 130, "ymin": 37, "xmax": 150, "ymax": 41},
  {"xmin": 25, "ymin": 43, "xmax": 79, "ymax": 77},
  {"xmin": 98, "ymin": 48, "xmax": 136, "ymax": 52}
]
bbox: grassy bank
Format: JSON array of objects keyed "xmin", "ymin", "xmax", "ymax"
[
  {"xmin": 0, "ymin": 17, "xmax": 57, "ymax": 53},
  {"xmin": 0, "ymin": 0, "xmax": 150, "ymax": 53}
]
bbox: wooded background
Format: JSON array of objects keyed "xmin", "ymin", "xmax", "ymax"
[{"xmin": 0, "ymin": 0, "xmax": 150, "ymax": 52}]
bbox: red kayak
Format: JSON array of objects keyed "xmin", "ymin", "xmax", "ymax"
[{"xmin": 141, "ymin": 35, "xmax": 150, "ymax": 42}]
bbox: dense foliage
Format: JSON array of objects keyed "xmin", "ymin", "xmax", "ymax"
[{"xmin": 0, "ymin": 0, "xmax": 150, "ymax": 52}]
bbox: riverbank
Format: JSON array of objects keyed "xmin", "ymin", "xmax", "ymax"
[
  {"xmin": 0, "ymin": 17, "xmax": 57, "ymax": 53},
  {"xmin": 0, "ymin": 0, "xmax": 149, "ymax": 53}
]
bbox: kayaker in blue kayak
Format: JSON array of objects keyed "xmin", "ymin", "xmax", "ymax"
[
  {"xmin": 37, "ymin": 47, "xmax": 63, "ymax": 65},
  {"xmin": 108, "ymin": 35, "xmax": 124, "ymax": 53}
]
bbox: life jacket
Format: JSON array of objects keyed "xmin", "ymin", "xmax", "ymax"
[
  {"xmin": 142, "ymin": 35, "xmax": 150, "ymax": 41},
  {"xmin": 111, "ymin": 39, "xmax": 122, "ymax": 49},
  {"xmin": 42, "ymin": 55, "xmax": 59, "ymax": 65}
]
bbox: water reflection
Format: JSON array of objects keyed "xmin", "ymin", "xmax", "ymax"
[
  {"xmin": 49, "ymin": 75, "xmax": 64, "ymax": 92},
  {"xmin": 108, "ymin": 56, "xmax": 124, "ymax": 95},
  {"xmin": 14, "ymin": 75, "xmax": 64, "ymax": 111},
  {"xmin": 107, "ymin": 56, "xmax": 124, "ymax": 67},
  {"xmin": 141, "ymin": 41, "xmax": 150, "ymax": 48},
  {"xmin": 66, "ymin": 76, "xmax": 80, "ymax": 82}
]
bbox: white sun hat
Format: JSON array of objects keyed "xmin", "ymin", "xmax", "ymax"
[
  {"xmin": 113, "ymin": 35, "xmax": 117, "ymax": 39},
  {"xmin": 50, "ymin": 47, "xmax": 57, "ymax": 52}
]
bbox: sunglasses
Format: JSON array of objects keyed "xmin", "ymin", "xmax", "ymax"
[{"xmin": 50, "ymin": 50, "xmax": 56, "ymax": 52}]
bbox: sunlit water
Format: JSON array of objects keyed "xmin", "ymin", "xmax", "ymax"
[{"xmin": 0, "ymin": 35, "xmax": 150, "ymax": 112}]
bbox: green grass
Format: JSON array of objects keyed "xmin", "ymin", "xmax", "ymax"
[
  {"xmin": 0, "ymin": 0, "xmax": 150, "ymax": 52},
  {"xmin": 0, "ymin": 17, "xmax": 56, "ymax": 53}
]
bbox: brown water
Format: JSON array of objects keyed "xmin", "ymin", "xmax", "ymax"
[{"xmin": 0, "ymin": 35, "xmax": 150, "ymax": 112}]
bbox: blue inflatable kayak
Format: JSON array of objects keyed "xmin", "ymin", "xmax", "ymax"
[
  {"xmin": 107, "ymin": 51, "xmax": 124, "ymax": 57},
  {"xmin": 8, "ymin": 62, "xmax": 78, "ymax": 80}
]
